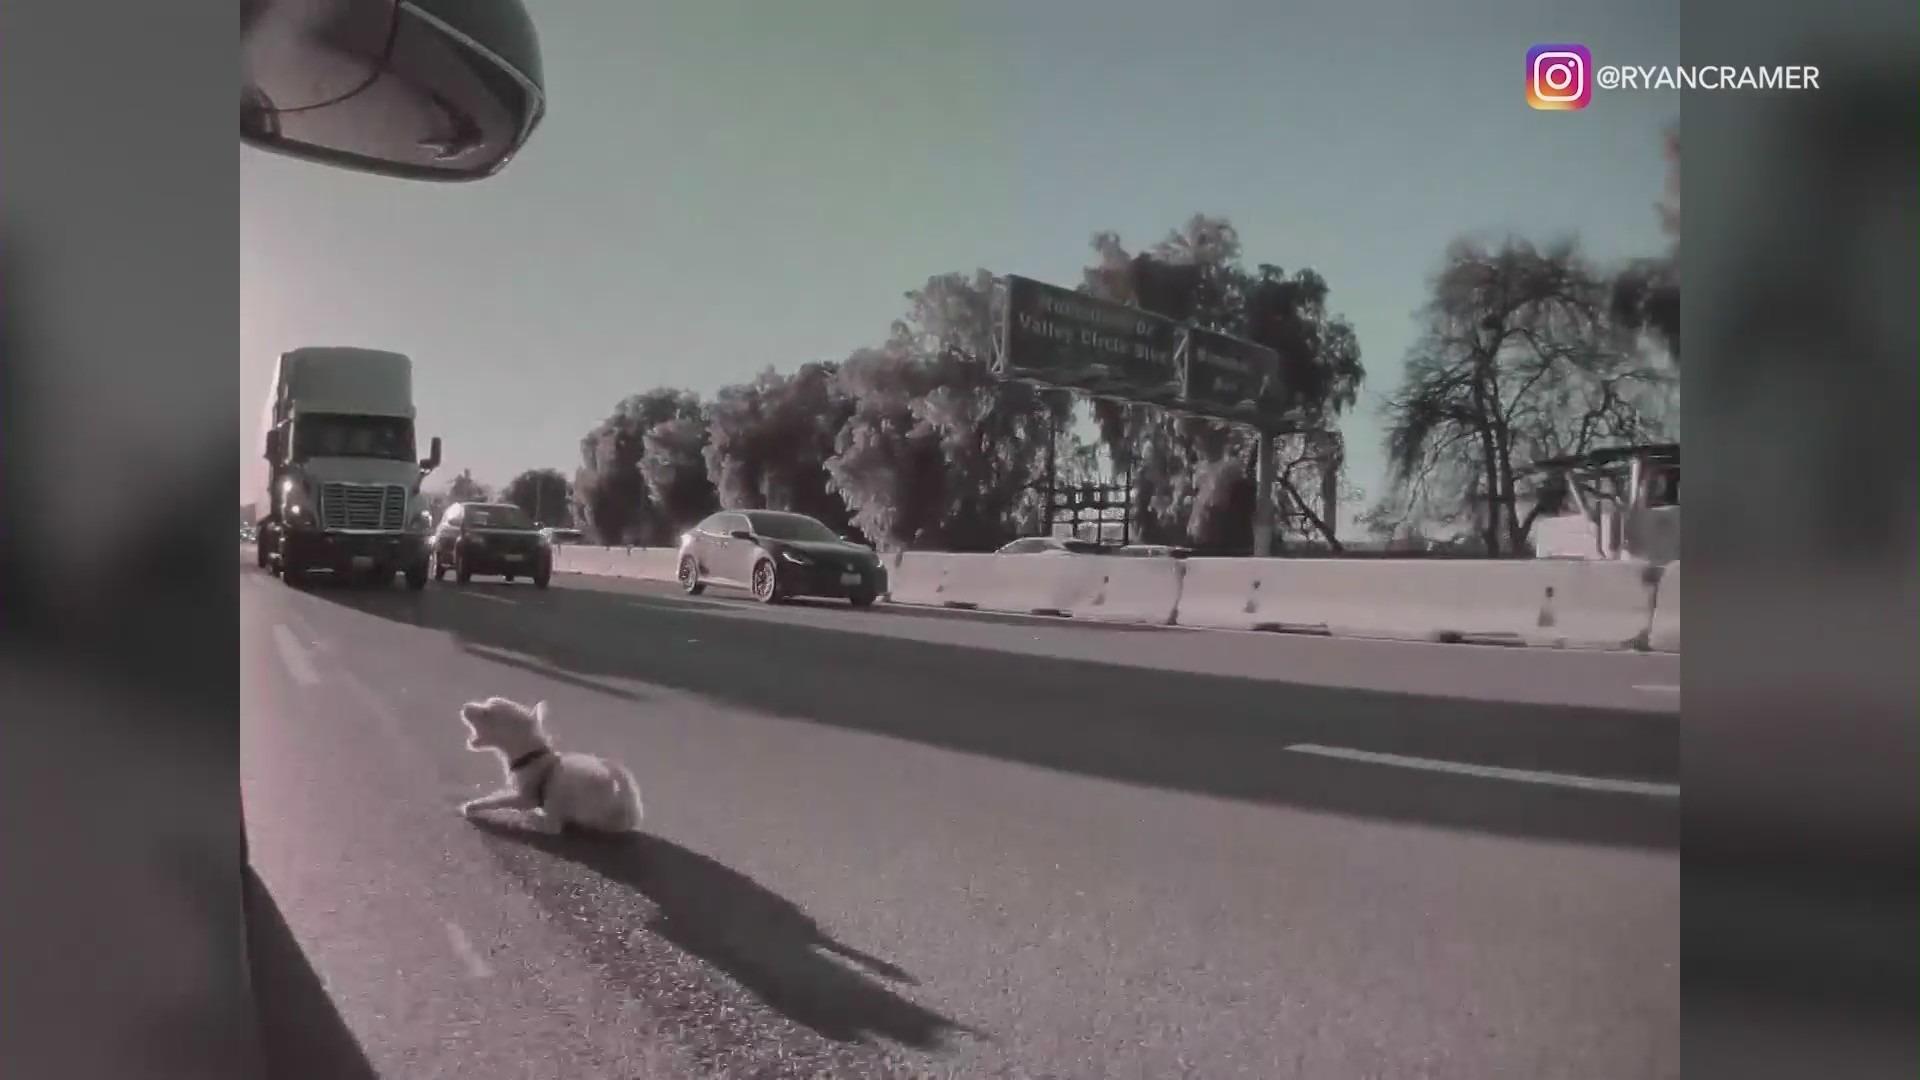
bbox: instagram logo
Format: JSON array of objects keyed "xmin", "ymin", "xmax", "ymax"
[{"xmin": 1526, "ymin": 44, "xmax": 1592, "ymax": 110}]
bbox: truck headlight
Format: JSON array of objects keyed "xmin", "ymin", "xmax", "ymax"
[{"xmin": 407, "ymin": 511, "xmax": 431, "ymax": 533}]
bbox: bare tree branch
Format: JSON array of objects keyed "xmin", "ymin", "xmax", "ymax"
[{"xmin": 1377, "ymin": 236, "xmax": 1675, "ymax": 552}]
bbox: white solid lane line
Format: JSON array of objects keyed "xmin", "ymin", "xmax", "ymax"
[
  {"xmin": 1285, "ymin": 743, "xmax": 1681, "ymax": 798},
  {"xmin": 444, "ymin": 921, "xmax": 494, "ymax": 979},
  {"xmin": 271, "ymin": 623, "xmax": 321, "ymax": 687},
  {"xmin": 466, "ymin": 592, "xmax": 516, "ymax": 604}
]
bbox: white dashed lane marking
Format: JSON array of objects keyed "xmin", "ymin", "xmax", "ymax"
[
  {"xmin": 271, "ymin": 623, "xmax": 321, "ymax": 687},
  {"xmin": 1286, "ymin": 743, "xmax": 1680, "ymax": 798},
  {"xmin": 444, "ymin": 921, "xmax": 494, "ymax": 979}
]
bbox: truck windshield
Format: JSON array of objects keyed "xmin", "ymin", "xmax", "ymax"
[{"xmin": 292, "ymin": 414, "xmax": 416, "ymax": 462}]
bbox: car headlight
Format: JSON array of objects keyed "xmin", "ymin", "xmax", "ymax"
[
  {"xmin": 279, "ymin": 477, "xmax": 306, "ymax": 514},
  {"xmin": 778, "ymin": 549, "xmax": 811, "ymax": 565}
]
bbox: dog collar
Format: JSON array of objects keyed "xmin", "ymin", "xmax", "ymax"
[{"xmin": 507, "ymin": 748, "xmax": 552, "ymax": 772}]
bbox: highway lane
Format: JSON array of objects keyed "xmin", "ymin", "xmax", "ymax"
[{"xmin": 242, "ymin": 556, "xmax": 1679, "ymax": 1078}]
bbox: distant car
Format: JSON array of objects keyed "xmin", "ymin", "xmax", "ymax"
[
  {"xmin": 677, "ymin": 510, "xmax": 885, "ymax": 607},
  {"xmin": 1116, "ymin": 544, "xmax": 1190, "ymax": 559},
  {"xmin": 540, "ymin": 527, "xmax": 585, "ymax": 545},
  {"xmin": 995, "ymin": 536, "xmax": 1109, "ymax": 555},
  {"xmin": 431, "ymin": 501, "xmax": 552, "ymax": 587}
]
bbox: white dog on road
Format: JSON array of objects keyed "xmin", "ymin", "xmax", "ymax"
[{"xmin": 459, "ymin": 697, "xmax": 644, "ymax": 834}]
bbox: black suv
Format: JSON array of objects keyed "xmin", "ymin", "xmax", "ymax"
[{"xmin": 431, "ymin": 502, "xmax": 553, "ymax": 587}]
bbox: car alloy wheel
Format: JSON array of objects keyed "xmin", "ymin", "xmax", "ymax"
[
  {"xmin": 751, "ymin": 559, "xmax": 779, "ymax": 603},
  {"xmin": 678, "ymin": 555, "xmax": 705, "ymax": 595}
]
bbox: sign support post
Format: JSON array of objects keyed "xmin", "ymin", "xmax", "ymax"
[{"xmin": 1252, "ymin": 426, "xmax": 1277, "ymax": 558}]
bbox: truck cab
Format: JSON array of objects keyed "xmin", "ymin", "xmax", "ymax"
[{"xmin": 258, "ymin": 347, "xmax": 442, "ymax": 588}]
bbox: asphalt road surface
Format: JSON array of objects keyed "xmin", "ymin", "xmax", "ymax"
[{"xmin": 241, "ymin": 552, "xmax": 1680, "ymax": 1079}]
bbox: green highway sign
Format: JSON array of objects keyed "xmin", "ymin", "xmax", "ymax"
[
  {"xmin": 1182, "ymin": 326, "xmax": 1282, "ymax": 423},
  {"xmin": 994, "ymin": 273, "xmax": 1289, "ymax": 428},
  {"xmin": 996, "ymin": 275, "xmax": 1184, "ymax": 403}
]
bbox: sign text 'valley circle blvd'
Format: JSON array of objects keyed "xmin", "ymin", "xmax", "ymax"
[{"xmin": 995, "ymin": 274, "xmax": 1283, "ymax": 426}]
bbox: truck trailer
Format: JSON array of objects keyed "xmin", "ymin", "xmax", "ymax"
[{"xmin": 256, "ymin": 347, "xmax": 442, "ymax": 588}]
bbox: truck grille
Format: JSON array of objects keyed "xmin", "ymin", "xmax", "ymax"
[{"xmin": 319, "ymin": 483, "xmax": 407, "ymax": 531}]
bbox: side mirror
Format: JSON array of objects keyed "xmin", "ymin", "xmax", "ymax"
[
  {"xmin": 242, "ymin": 0, "xmax": 546, "ymax": 183},
  {"xmin": 264, "ymin": 428, "xmax": 283, "ymax": 461},
  {"xmin": 728, "ymin": 530, "xmax": 755, "ymax": 541},
  {"xmin": 419, "ymin": 435, "xmax": 442, "ymax": 473}
]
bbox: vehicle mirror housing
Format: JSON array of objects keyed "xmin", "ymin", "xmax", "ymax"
[
  {"xmin": 264, "ymin": 428, "xmax": 283, "ymax": 461},
  {"xmin": 420, "ymin": 435, "xmax": 442, "ymax": 472},
  {"xmin": 241, "ymin": 0, "xmax": 546, "ymax": 183}
]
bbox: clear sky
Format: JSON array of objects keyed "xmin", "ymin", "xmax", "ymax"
[{"xmin": 240, "ymin": 0, "xmax": 1678, "ymax": 524}]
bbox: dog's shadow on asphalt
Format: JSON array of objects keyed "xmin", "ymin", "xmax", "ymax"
[{"xmin": 468, "ymin": 818, "xmax": 976, "ymax": 1051}]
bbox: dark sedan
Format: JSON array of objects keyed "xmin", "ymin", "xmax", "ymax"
[
  {"xmin": 676, "ymin": 510, "xmax": 885, "ymax": 606},
  {"xmin": 430, "ymin": 501, "xmax": 552, "ymax": 587}
]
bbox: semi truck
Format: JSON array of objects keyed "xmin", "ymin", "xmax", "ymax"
[{"xmin": 256, "ymin": 346, "xmax": 442, "ymax": 589}]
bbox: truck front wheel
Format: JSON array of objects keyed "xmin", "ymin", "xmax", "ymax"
[{"xmin": 404, "ymin": 562, "xmax": 428, "ymax": 591}]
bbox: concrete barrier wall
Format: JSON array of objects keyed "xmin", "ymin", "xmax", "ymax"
[
  {"xmin": 924, "ymin": 554, "xmax": 1107, "ymax": 615},
  {"xmin": 1174, "ymin": 558, "xmax": 1296, "ymax": 632},
  {"xmin": 1628, "ymin": 506, "xmax": 1681, "ymax": 566},
  {"xmin": 1067, "ymin": 558, "xmax": 1184, "ymax": 626},
  {"xmin": 1178, "ymin": 556, "xmax": 1656, "ymax": 649},
  {"xmin": 1647, "ymin": 561, "xmax": 1679, "ymax": 652},
  {"xmin": 552, "ymin": 545, "xmax": 1681, "ymax": 651},
  {"xmin": 552, "ymin": 545, "xmax": 678, "ymax": 581},
  {"xmin": 888, "ymin": 552, "xmax": 967, "ymax": 607}
]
